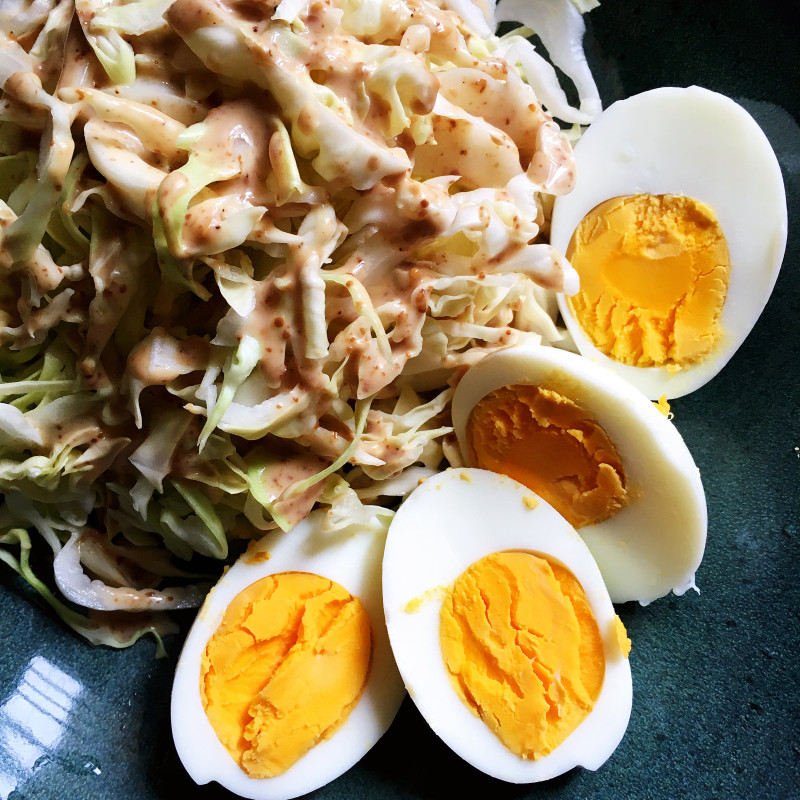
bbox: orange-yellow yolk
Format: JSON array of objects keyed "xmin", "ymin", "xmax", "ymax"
[
  {"xmin": 614, "ymin": 615, "xmax": 632, "ymax": 658},
  {"xmin": 467, "ymin": 384, "xmax": 628, "ymax": 528},
  {"xmin": 200, "ymin": 572, "xmax": 372, "ymax": 778},
  {"xmin": 566, "ymin": 193, "xmax": 730, "ymax": 368},
  {"xmin": 439, "ymin": 551, "xmax": 607, "ymax": 759}
]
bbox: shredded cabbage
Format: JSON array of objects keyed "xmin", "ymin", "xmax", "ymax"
[{"xmin": 0, "ymin": 0, "xmax": 599, "ymax": 652}]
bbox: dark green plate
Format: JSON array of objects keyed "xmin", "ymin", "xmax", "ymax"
[{"xmin": 1, "ymin": 1, "xmax": 798, "ymax": 798}]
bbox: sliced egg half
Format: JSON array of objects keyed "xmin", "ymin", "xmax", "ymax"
[
  {"xmin": 550, "ymin": 86, "xmax": 787, "ymax": 399},
  {"xmin": 171, "ymin": 509, "xmax": 405, "ymax": 800},
  {"xmin": 451, "ymin": 344, "xmax": 707, "ymax": 604},
  {"xmin": 382, "ymin": 467, "xmax": 633, "ymax": 783}
]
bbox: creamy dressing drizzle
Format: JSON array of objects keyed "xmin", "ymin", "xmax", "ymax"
[
  {"xmin": 149, "ymin": 0, "xmax": 576, "ymax": 469},
  {"xmin": 1, "ymin": 0, "xmax": 579, "ymax": 579}
]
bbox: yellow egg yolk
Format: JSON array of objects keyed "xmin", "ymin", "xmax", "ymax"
[
  {"xmin": 466, "ymin": 384, "xmax": 629, "ymax": 528},
  {"xmin": 439, "ymin": 551, "xmax": 606, "ymax": 759},
  {"xmin": 614, "ymin": 615, "xmax": 632, "ymax": 659},
  {"xmin": 566, "ymin": 193, "xmax": 730, "ymax": 367},
  {"xmin": 200, "ymin": 572, "xmax": 372, "ymax": 778}
]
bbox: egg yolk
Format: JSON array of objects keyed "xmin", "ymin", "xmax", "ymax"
[
  {"xmin": 566, "ymin": 193, "xmax": 730, "ymax": 367},
  {"xmin": 200, "ymin": 572, "xmax": 372, "ymax": 778},
  {"xmin": 466, "ymin": 384, "xmax": 628, "ymax": 528},
  {"xmin": 440, "ymin": 551, "xmax": 607, "ymax": 759}
]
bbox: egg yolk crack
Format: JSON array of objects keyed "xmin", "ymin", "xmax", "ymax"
[
  {"xmin": 200, "ymin": 572, "xmax": 372, "ymax": 778},
  {"xmin": 566, "ymin": 193, "xmax": 730, "ymax": 367},
  {"xmin": 440, "ymin": 551, "xmax": 606, "ymax": 759},
  {"xmin": 467, "ymin": 384, "xmax": 629, "ymax": 528}
]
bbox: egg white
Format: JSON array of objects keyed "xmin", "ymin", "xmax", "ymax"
[
  {"xmin": 551, "ymin": 85, "xmax": 787, "ymax": 399},
  {"xmin": 382, "ymin": 467, "xmax": 632, "ymax": 783},
  {"xmin": 171, "ymin": 509, "xmax": 405, "ymax": 800},
  {"xmin": 451, "ymin": 344, "xmax": 707, "ymax": 604}
]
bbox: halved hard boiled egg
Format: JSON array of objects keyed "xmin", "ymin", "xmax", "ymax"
[
  {"xmin": 171, "ymin": 509, "xmax": 405, "ymax": 800},
  {"xmin": 382, "ymin": 467, "xmax": 633, "ymax": 783},
  {"xmin": 451, "ymin": 344, "xmax": 706, "ymax": 604},
  {"xmin": 551, "ymin": 86, "xmax": 787, "ymax": 399}
]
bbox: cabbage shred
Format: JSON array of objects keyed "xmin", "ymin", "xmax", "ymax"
[{"xmin": 0, "ymin": 0, "xmax": 598, "ymax": 651}]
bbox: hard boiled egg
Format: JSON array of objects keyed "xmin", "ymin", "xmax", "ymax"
[
  {"xmin": 550, "ymin": 86, "xmax": 787, "ymax": 399},
  {"xmin": 171, "ymin": 509, "xmax": 405, "ymax": 800},
  {"xmin": 382, "ymin": 467, "xmax": 632, "ymax": 783},
  {"xmin": 451, "ymin": 344, "xmax": 706, "ymax": 604}
]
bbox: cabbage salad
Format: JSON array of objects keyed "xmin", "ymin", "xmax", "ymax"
[{"xmin": 0, "ymin": 0, "xmax": 600, "ymax": 652}]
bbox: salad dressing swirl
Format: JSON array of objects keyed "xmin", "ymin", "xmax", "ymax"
[{"xmin": 0, "ymin": 0, "xmax": 594, "ymax": 648}]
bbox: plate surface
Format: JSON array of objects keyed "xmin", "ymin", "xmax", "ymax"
[{"xmin": 1, "ymin": 1, "xmax": 799, "ymax": 798}]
